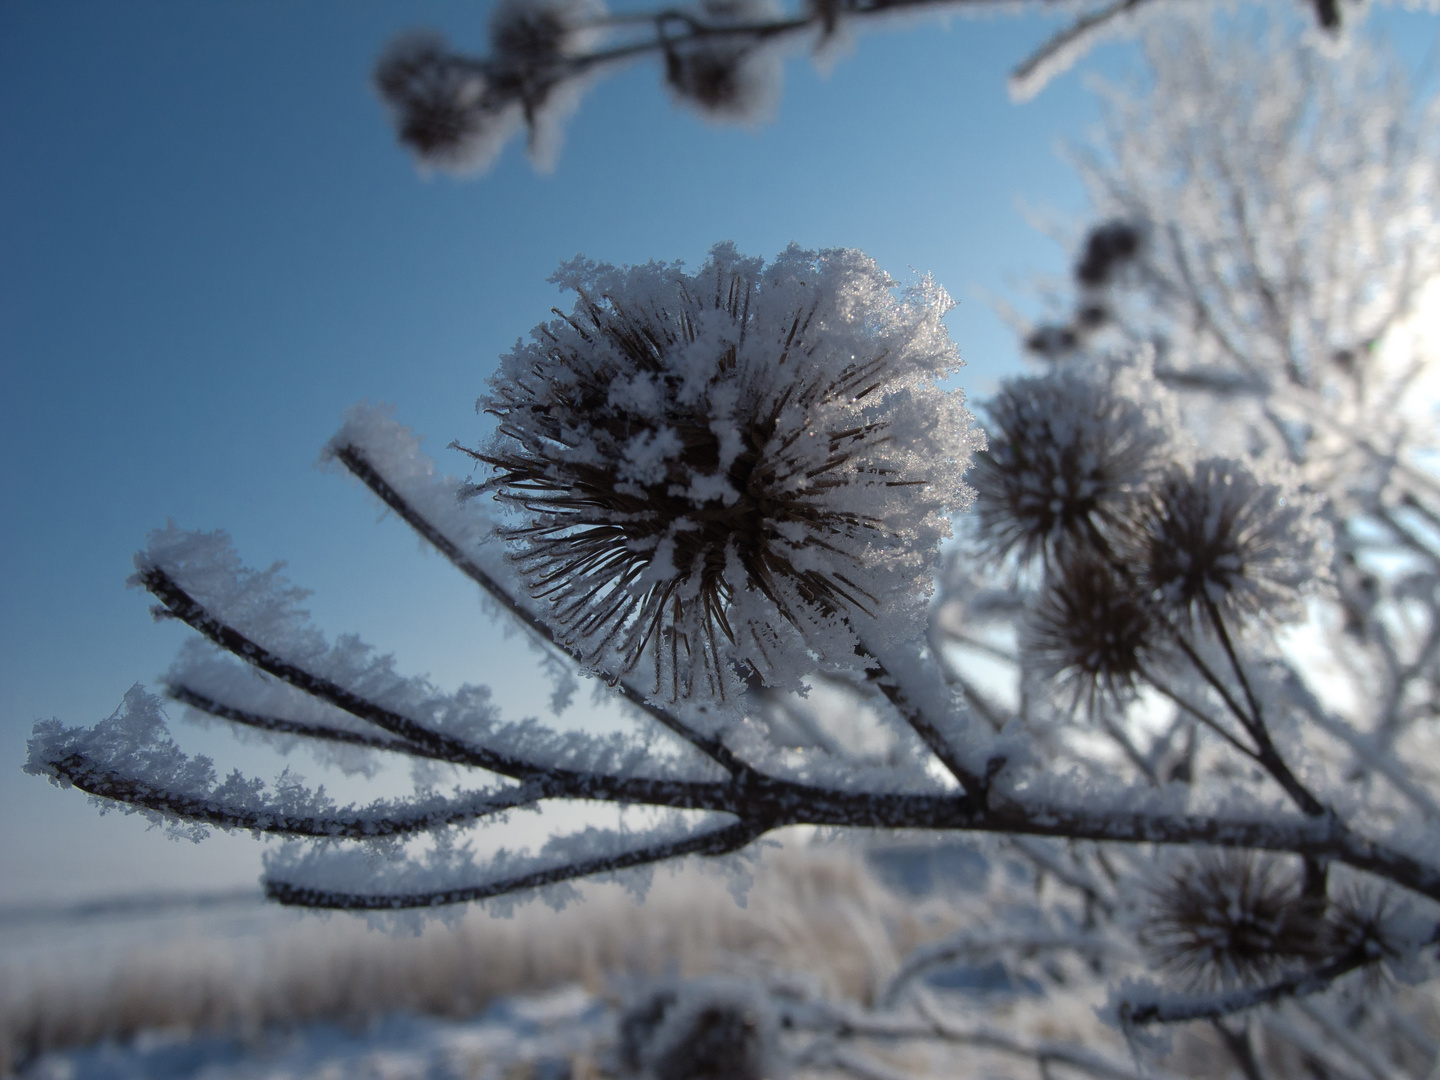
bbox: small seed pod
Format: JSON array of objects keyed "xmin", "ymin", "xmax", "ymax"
[
  {"xmin": 374, "ymin": 33, "xmax": 509, "ymax": 170},
  {"xmin": 1326, "ymin": 885, "xmax": 1404, "ymax": 966},
  {"xmin": 1023, "ymin": 323, "xmax": 1080, "ymax": 358},
  {"xmin": 618, "ymin": 978, "xmax": 785, "ymax": 1080},
  {"xmin": 1142, "ymin": 851, "xmax": 1326, "ymax": 989},
  {"xmin": 1027, "ymin": 549, "xmax": 1159, "ymax": 705},
  {"xmin": 1074, "ymin": 220, "xmax": 1144, "ymax": 288},
  {"xmin": 486, "ymin": 0, "xmax": 601, "ymax": 122},
  {"xmin": 1137, "ymin": 457, "xmax": 1322, "ymax": 626},
  {"xmin": 664, "ymin": 0, "xmax": 783, "ymax": 122},
  {"xmin": 972, "ymin": 371, "xmax": 1165, "ymax": 563}
]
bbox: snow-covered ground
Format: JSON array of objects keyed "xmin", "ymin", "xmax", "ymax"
[
  {"xmin": 3, "ymin": 842, "xmax": 1063, "ymax": 1080},
  {"xmin": 22, "ymin": 983, "xmax": 613, "ymax": 1080}
]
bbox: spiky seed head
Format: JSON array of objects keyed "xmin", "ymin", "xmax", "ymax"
[
  {"xmin": 972, "ymin": 371, "xmax": 1165, "ymax": 562},
  {"xmin": 473, "ymin": 243, "xmax": 978, "ymax": 702},
  {"xmin": 486, "ymin": 0, "xmax": 601, "ymax": 126},
  {"xmin": 374, "ymin": 34, "xmax": 511, "ymax": 171},
  {"xmin": 619, "ymin": 978, "xmax": 784, "ymax": 1080},
  {"xmin": 1027, "ymin": 549, "xmax": 1158, "ymax": 705},
  {"xmin": 1138, "ymin": 457, "xmax": 1323, "ymax": 625},
  {"xmin": 1023, "ymin": 323, "xmax": 1079, "ymax": 358},
  {"xmin": 1142, "ymin": 851, "xmax": 1325, "ymax": 989},
  {"xmin": 664, "ymin": 0, "xmax": 783, "ymax": 122},
  {"xmin": 1075, "ymin": 220, "xmax": 1144, "ymax": 288},
  {"xmin": 489, "ymin": 0, "xmax": 592, "ymax": 68},
  {"xmin": 1326, "ymin": 885, "xmax": 1404, "ymax": 966}
]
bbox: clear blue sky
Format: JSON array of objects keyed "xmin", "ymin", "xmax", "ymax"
[{"xmin": 2, "ymin": 1, "xmax": 1435, "ymax": 905}]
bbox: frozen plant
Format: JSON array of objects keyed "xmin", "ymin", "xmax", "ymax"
[
  {"xmin": 468, "ymin": 244, "xmax": 975, "ymax": 702},
  {"xmin": 924, "ymin": 10, "xmax": 1440, "ymax": 1076},
  {"xmin": 23, "ymin": 8, "xmax": 1440, "ymax": 1080},
  {"xmin": 617, "ymin": 977, "xmax": 783, "ymax": 1080}
]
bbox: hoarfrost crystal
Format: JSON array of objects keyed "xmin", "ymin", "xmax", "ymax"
[{"xmin": 471, "ymin": 242, "xmax": 979, "ymax": 702}]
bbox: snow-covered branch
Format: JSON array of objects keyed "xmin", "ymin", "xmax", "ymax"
[{"xmin": 370, "ymin": 0, "xmax": 1354, "ymax": 174}]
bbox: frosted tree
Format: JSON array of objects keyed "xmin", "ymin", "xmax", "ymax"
[{"xmin": 23, "ymin": 7, "xmax": 1440, "ymax": 1080}]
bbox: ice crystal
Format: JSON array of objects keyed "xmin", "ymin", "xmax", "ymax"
[{"xmin": 471, "ymin": 242, "xmax": 978, "ymax": 702}]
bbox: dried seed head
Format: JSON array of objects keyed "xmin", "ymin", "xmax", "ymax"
[
  {"xmin": 474, "ymin": 243, "xmax": 978, "ymax": 702},
  {"xmin": 486, "ymin": 0, "xmax": 601, "ymax": 127},
  {"xmin": 1023, "ymin": 323, "xmax": 1080, "ymax": 358},
  {"xmin": 972, "ymin": 371, "xmax": 1165, "ymax": 562},
  {"xmin": 1143, "ymin": 851, "xmax": 1324, "ymax": 989},
  {"xmin": 374, "ymin": 33, "xmax": 513, "ymax": 171},
  {"xmin": 489, "ymin": 0, "xmax": 593, "ymax": 68},
  {"xmin": 1075, "ymin": 220, "xmax": 1144, "ymax": 288},
  {"xmin": 1326, "ymin": 885, "xmax": 1404, "ymax": 964},
  {"xmin": 664, "ymin": 0, "xmax": 782, "ymax": 122},
  {"xmin": 1027, "ymin": 549, "xmax": 1158, "ymax": 704},
  {"xmin": 618, "ymin": 978, "xmax": 783, "ymax": 1080},
  {"xmin": 1075, "ymin": 301, "xmax": 1110, "ymax": 330},
  {"xmin": 1139, "ymin": 457, "xmax": 1323, "ymax": 625}
]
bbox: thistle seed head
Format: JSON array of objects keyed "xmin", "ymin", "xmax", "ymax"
[
  {"xmin": 1143, "ymin": 851, "xmax": 1325, "ymax": 989},
  {"xmin": 1027, "ymin": 549, "xmax": 1158, "ymax": 704},
  {"xmin": 664, "ymin": 0, "xmax": 783, "ymax": 122},
  {"xmin": 972, "ymin": 371, "xmax": 1165, "ymax": 562},
  {"xmin": 474, "ymin": 243, "xmax": 978, "ymax": 702},
  {"xmin": 489, "ymin": 0, "xmax": 593, "ymax": 68},
  {"xmin": 1139, "ymin": 457, "xmax": 1323, "ymax": 625},
  {"xmin": 1075, "ymin": 220, "xmax": 1144, "ymax": 288},
  {"xmin": 486, "ymin": 0, "xmax": 601, "ymax": 125},
  {"xmin": 374, "ymin": 34, "xmax": 510, "ymax": 171},
  {"xmin": 618, "ymin": 978, "xmax": 783, "ymax": 1080}
]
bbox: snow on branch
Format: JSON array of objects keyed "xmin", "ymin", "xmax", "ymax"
[
  {"xmin": 263, "ymin": 814, "xmax": 759, "ymax": 911},
  {"xmin": 24, "ymin": 687, "xmax": 544, "ymax": 841},
  {"xmin": 325, "ymin": 404, "xmax": 745, "ymax": 775},
  {"xmin": 132, "ymin": 532, "xmax": 723, "ymax": 795},
  {"xmin": 369, "ymin": 0, "xmax": 1355, "ymax": 174},
  {"xmin": 27, "ymin": 187, "xmax": 1440, "ymax": 1065}
]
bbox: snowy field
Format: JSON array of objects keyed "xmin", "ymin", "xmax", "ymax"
[{"xmin": 3, "ymin": 840, "xmax": 1074, "ymax": 1080}]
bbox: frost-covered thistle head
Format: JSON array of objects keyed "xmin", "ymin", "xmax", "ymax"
[
  {"xmin": 473, "ymin": 243, "xmax": 978, "ymax": 701},
  {"xmin": 488, "ymin": 0, "xmax": 594, "ymax": 71},
  {"xmin": 618, "ymin": 978, "xmax": 783, "ymax": 1080},
  {"xmin": 1027, "ymin": 550, "xmax": 1158, "ymax": 705},
  {"xmin": 1142, "ymin": 851, "xmax": 1323, "ymax": 989},
  {"xmin": 487, "ymin": 0, "xmax": 600, "ymax": 118},
  {"xmin": 1074, "ymin": 220, "xmax": 1144, "ymax": 288},
  {"xmin": 972, "ymin": 371, "xmax": 1165, "ymax": 562},
  {"xmin": 374, "ymin": 34, "xmax": 499, "ymax": 170},
  {"xmin": 664, "ymin": 0, "xmax": 783, "ymax": 122},
  {"xmin": 1139, "ymin": 457, "xmax": 1323, "ymax": 625}
]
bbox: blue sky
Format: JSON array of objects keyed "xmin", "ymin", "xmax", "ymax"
[{"xmin": 2, "ymin": 1, "xmax": 1435, "ymax": 905}]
